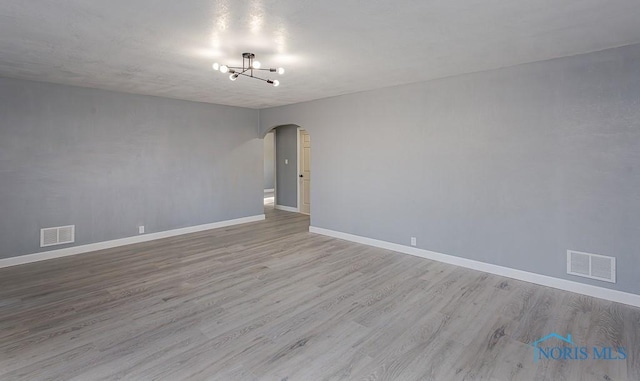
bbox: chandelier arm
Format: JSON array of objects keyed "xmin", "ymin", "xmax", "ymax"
[
  {"xmin": 227, "ymin": 67, "xmax": 251, "ymax": 76},
  {"xmin": 236, "ymin": 72, "xmax": 270, "ymax": 82}
]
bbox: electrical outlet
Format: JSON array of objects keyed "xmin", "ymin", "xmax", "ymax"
[
  {"xmin": 410, "ymin": 237, "xmax": 417, "ymax": 246},
  {"xmin": 285, "ymin": 159, "xmax": 289, "ymax": 165},
  {"xmin": 139, "ymin": 225, "xmax": 145, "ymax": 234}
]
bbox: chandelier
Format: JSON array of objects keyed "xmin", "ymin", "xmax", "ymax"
[{"xmin": 212, "ymin": 53, "xmax": 285, "ymax": 86}]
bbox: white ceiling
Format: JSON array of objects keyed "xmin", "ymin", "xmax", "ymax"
[{"xmin": 2, "ymin": 1, "xmax": 640, "ymax": 109}]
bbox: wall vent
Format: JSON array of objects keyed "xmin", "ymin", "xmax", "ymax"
[
  {"xmin": 567, "ymin": 250, "xmax": 615, "ymax": 283},
  {"xmin": 40, "ymin": 225, "xmax": 75, "ymax": 247}
]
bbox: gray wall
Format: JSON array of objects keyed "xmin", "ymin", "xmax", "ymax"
[
  {"xmin": 0, "ymin": 77, "xmax": 263, "ymax": 259},
  {"xmin": 260, "ymin": 43, "xmax": 640, "ymax": 295},
  {"xmin": 263, "ymin": 131, "xmax": 275, "ymax": 190},
  {"xmin": 275, "ymin": 125, "xmax": 299, "ymax": 208}
]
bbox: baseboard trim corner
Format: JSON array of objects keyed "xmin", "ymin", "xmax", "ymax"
[
  {"xmin": 308, "ymin": 226, "xmax": 640, "ymax": 308},
  {"xmin": 275, "ymin": 205, "xmax": 299, "ymax": 213},
  {"xmin": 0, "ymin": 214, "xmax": 266, "ymax": 269}
]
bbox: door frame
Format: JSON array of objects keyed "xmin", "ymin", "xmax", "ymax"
[
  {"xmin": 269, "ymin": 131, "xmax": 277, "ymax": 204},
  {"xmin": 296, "ymin": 127, "xmax": 301, "ymax": 214},
  {"xmin": 297, "ymin": 127, "xmax": 310, "ymax": 215}
]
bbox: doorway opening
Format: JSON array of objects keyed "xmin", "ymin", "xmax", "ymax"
[{"xmin": 262, "ymin": 125, "xmax": 310, "ymax": 216}]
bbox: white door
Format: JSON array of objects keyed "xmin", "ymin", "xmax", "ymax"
[{"xmin": 299, "ymin": 130, "xmax": 311, "ymax": 214}]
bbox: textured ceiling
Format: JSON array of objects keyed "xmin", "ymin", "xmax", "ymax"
[{"xmin": 2, "ymin": 1, "xmax": 640, "ymax": 108}]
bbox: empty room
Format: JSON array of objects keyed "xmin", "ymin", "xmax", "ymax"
[{"xmin": 1, "ymin": 1, "xmax": 639, "ymax": 380}]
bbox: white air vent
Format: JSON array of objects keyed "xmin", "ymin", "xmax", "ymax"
[
  {"xmin": 40, "ymin": 225, "xmax": 75, "ymax": 247},
  {"xmin": 567, "ymin": 250, "xmax": 615, "ymax": 283}
]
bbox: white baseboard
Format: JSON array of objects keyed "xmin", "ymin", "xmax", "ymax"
[
  {"xmin": 309, "ymin": 226, "xmax": 640, "ymax": 308},
  {"xmin": 0, "ymin": 214, "xmax": 266, "ymax": 269},
  {"xmin": 275, "ymin": 205, "xmax": 299, "ymax": 213},
  {"xmin": 264, "ymin": 188, "xmax": 274, "ymax": 193}
]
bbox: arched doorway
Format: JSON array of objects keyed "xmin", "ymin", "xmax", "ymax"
[{"xmin": 262, "ymin": 124, "xmax": 310, "ymax": 216}]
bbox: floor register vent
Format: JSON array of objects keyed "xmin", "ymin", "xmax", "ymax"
[
  {"xmin": 40, "ymin": 225, "xmax": 75, "ymax": 247},
  {"xmin": 567, "ymin": 250, "xmax": 616, "ymax": 283}
]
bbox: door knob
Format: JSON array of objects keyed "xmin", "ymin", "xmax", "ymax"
[{"xmin": 299, "ymin": 174, "xmax": 303, "ymax": 178}]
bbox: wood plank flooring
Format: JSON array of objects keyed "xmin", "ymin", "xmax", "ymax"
[{"xmin": 1, "ymin": 206, "xmax": 639, "ymax": 380}]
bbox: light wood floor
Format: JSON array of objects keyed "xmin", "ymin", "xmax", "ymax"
[{"xmin": 1, "ymin": 206, "xmax": 639, "ymax": 380}]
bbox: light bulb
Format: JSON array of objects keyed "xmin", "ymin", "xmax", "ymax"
[
  {"xmin": 252, "ymin": 60, "xmax": 261, "ymax": 69},
  {"xmin": 229, "ymin": 74, "xmax": 237, "ymax": 81},
  {"xmin": 272, "ymin": 80, "xmax": 280, "ymax": 87},
  {"xmin": 212, "ymin": 62, "xmax": 220, "ymax": 71},
  {"xmin": 220, "ymin": 65, "xmax": 229, "ymax": 73},
  {"xmin": 277, "ymin": 67, "xmax": 285, "ymax": 75}
]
